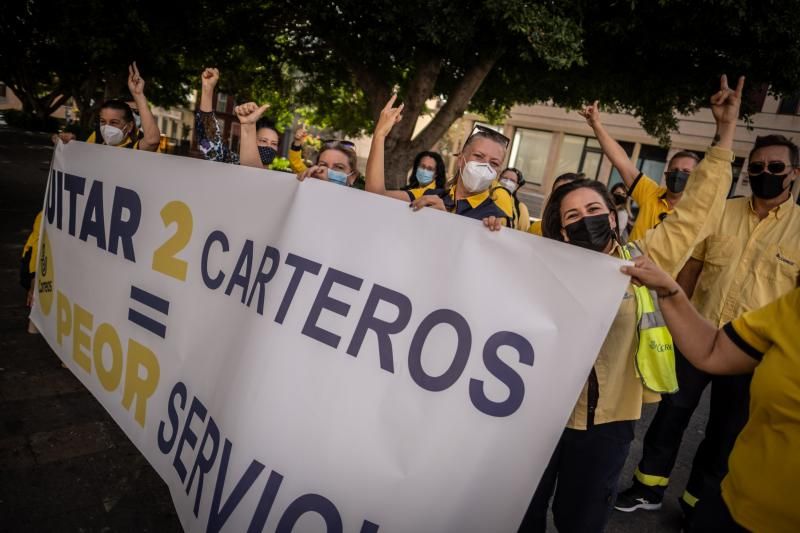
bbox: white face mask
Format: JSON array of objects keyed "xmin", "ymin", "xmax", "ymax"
[
  {"xmin": 460, "ymin": 160, "xmax": 497, "ymax": 193},
  {"xmin": 100, "ymin": 124, "xmax": 126, "ymax": 146},
  {"xmin": 499, "ymin": 178, "xmax": 518, "ymax": 193}
]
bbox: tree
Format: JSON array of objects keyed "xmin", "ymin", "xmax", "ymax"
[{"xmin": 262, "ymin": 0, "xmax": 800, "ymax": 187}]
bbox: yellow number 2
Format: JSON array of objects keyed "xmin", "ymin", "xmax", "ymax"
[{"xmin": 152, "ymin": 201, "xmax": 193, "ymax": 281}]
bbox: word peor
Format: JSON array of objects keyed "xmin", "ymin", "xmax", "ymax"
[
  {"xmin": 56, "ymin": 289, "xmax": 160, "ymax": 427},
  {"xmin": 158, "ymin": 382, "xmax": 380, "ymax": 533},
  {"xmin": 201, "ymin": 230, "xmax": 536, "ymax": 418}
]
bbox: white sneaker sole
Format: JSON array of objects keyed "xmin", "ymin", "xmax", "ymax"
[{"xmin": 615, "ymin": 501, "xmax": 663, "ymax": 512}]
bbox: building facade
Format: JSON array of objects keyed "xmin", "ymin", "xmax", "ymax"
[{"xmin": 465, "ymin": 94, "xmax": 800, "ymax": 216}]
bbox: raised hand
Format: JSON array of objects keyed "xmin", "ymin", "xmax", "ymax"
[
  {"xmin": 234, "ymin": 102, "xmax": 269, "ymax": 125},
  {"xmin": 375, "ymin": 94, "xmax": 404, "ymax": 139},
  {"xmin": 293, "ymin": 124, "xmax": 308, "ymax": 146},
  {"xmin": 128, "ymin": 62, "xmax": 146, "ymax": 98},
  {"xmin": 711, "ymin": 74, "xmax": 745, "ymax": 126},
  {"xmin": 201, "ymin": 68, "xmax": 220, "ymax": 92},
  {"xmin": 578, "ymin": 100, "xmax": 601, "ymax": 127}
]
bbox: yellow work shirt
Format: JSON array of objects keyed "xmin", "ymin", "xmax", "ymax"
[
  {"xmin": 288, "ymin": 147, "xmax": 307, "ymax": 173},
  {"xmin": 690, "ymin": 196, "xmax": 800, "ymax": 326},
  {"xmin": 528, "ymin": 219, "xmax": 543, "ymax": 236},
  {"xmin": 629, "ymin": 173, "xmax": 673, "ymax": 242},
  {"xmin": 721, "ymin": 288, "xmax": 800, "ymax": 533},
  {"xmin": 515, "ymin": 200, "xmax": 531, "ymax": 232},
  {"xmin": 567, "ymin": 146, "xmax": 733, "ymax": 429},
  {"xmin": 22, "ymin": 211, "xmax": 43, "ymax": 274},
  {"xmin": 441, "ymin": 185, "xmax": 515, "ymax": 224},
  {"xmin": 406, "ymin": 181, "xmax": 438, "ymax": 201},
  {"xmin": 86, "ymin": 131, "xmax": 143, "ymax": 150}
]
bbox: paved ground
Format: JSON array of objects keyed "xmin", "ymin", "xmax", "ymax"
[{"xmin": 0, "ymin": 127, "xmax": 710, "ymax": 532}]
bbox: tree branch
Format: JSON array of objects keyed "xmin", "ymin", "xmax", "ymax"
[
  {"xmin": 386, "ymin": 54, "xmax": 443, "ymax": 148},
  {"xmin": 409, "ymin": 47, "xmax": 504, "ymax": 154},
  {"xmin": 342, "ymin": 56, "xmax": 392, "ymax": 121}
]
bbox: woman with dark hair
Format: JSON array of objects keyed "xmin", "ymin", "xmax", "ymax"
[
  {"xmin": 518, "ymin": 74, "xmax": 744, "ymax": 533},
  {"xmin": 498, "ymin": 167, "xmax": 531, "ymax": 231},
  {"xmin": 52, "ymin": 63, "xmax": 161, "ymax": 151},
  {"xmin": 197, "ymin": 68, "xmax": 282, "ymax": 167},
  {"xmin": 609, "ymin": 182, "xmax": 631, "ymax": 242},
  {"xmin": 405, "ymin": 151, "xmax": 447, "ymax": 198}
]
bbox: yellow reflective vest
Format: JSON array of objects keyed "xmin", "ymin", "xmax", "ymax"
[{"xmin": 622, "ymin": 243, "xmax": 679, "ymax": 394}]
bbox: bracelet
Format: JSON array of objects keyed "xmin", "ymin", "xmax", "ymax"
[{"xmin": 657, "ymin": 288, "xmax": 680, "ymax": 299}]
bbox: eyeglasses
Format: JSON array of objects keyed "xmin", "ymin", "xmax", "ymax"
[
  {"xmin": 468, "ymin": 125, "xmax": 510, "ymax": 149},
  {"xmin": 747, "ymin": 161, "xmax": 794, "ymax": 175},
  {"xmin": 322, "ymin": 139, "xmax": 356, "ymax": 150}
]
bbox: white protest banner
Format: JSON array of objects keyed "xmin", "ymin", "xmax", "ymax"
[{"xmin": 30, "ymin": 141, "xmax": 630, "ymax": 532}]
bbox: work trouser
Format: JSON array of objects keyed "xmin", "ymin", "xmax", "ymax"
[
  {"xmin": 519, "ymin": 420, "xmax": 635, "ymax": 533},
  {"xmin": 690, "ymin": 487, "xmax": 748, "ymax": 532},
  {"xmin": 632, "ymin": 349, "xmax": 751, "ymax": 512}
]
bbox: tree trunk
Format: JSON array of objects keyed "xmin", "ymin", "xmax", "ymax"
[{"xmin": 380, "ymin": 48, "xmax": 504, "ymax": 188}]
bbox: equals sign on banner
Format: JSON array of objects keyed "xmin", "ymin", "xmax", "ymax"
[{"xmin": 128, "ymin": 285, "xmax": 170, "ymax": 338}]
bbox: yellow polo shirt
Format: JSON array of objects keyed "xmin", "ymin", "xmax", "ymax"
[
  {"xmin": 515, "ymin": 201, "xmax": 531, "ymax": 232},
  {"xmin": 406, "ymin": 181, "xmax": 438, "ymax": 201},
  {"xmin": 567, "ymin": 146, "xmax": 733, "ymax": 429},
  {"xmin": 436, "ymin": 185, "xmax": 515, "ymax": 224},
  {"xmin": 22, "ymin": 211, "xmax": 43, "ymax": 274},
  {"xmin": 721, "ymin": 288, "xmax": 800, "ymax": 533},
  {"xmin": 288, "ymin": 146, "xmax": 307, "ymax": 173},
  {"xmin": 528, "ymin": 219, "xmax": 543, "ymax": 236},
  {"xmin": 691, "ymin": 196, "xmax": 800, "ymax": 326},
  {"xmin": 629, "ymin": 173, "xmax": 673, "ymax": 242}
]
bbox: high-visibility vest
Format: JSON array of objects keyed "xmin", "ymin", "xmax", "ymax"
[{"xmin": 621, "ymin": 243, "xmax": 679, "ymax": 394}]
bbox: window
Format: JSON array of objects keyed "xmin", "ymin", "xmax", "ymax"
[
  {"xmin": 508, "ymin": 129, "xmax": 554, "ymax": 186},
  {"xmin": 607, "ymin": 141, "xmax": 635, "ymax": 189},
  {"xmin": 636, "ymin": 145, "xmax": 669, "ymax": 182},
  {"xmin": 556, "ymin": 135, "xmax": 605, "ymax": 180},
  {"xmin": 777, "ymin": 94, "xmax": 800, "ymax": 115},
  {"xmin": 215, "ymin": 93, "xmax": 229, "ymax": 114}
]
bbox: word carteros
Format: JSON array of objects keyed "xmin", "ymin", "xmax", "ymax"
[{"xmin": 201, "ymin": 230, "xmax": 536, "ymax": 419}]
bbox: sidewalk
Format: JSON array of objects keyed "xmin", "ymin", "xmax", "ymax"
[{"xmin": 0, "ymin": 127, "xmax": 181, "ymax": 532}]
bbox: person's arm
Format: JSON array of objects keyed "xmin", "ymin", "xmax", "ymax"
[
  {"xmin": 579, "ymin": 101, "xmax": 639, "ymax": 188},
  {"xmin": 676, "ymin": 257, "xmax": 704, "ymax": 299},
  {"xmin": 365, "ymin": 95, "xmax": 410, "ymax": 201},
  {"xmin": 288, "ymin": 125, "xmax": 308, "ymax": 173},
  {"xmin": 234, "ymin": 102, "xmax": 269, "ymax": 168},
  {"xmin": 640, "ymin": 75, "xmax": 743, "ymax": 277},
  {"xmin": 621, "ymin": 256, "xmax": 758, "ymax": 375},
  {"xmin": 199, "ymin": 67, "xmax": 217, "ymax": 113},
  {"xmin": 127, "ymin": 62, "xmax": 161, "ymax": 152}
]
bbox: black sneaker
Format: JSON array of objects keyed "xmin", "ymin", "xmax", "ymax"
[{"xmin": 614, "ymin": 486, "xmax": 663, "ymax": 512}]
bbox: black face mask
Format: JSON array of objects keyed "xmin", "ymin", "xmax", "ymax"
[
  {"xmin": 258, "ymin": 146, "xmax": 278, "ymax": 166},
  {"xmin": 613, "ymin": 192, "xmax": 627, "ymax": 207},
  {"xmin": 665, "ymin": 170, "xmax": 690, "ymax": 193},
  {"xmin": 564, "ymin": 213, "xmax": 615, "ymax": 252},
  {"xmin": 749, "ymin": 171, "xmax": 790, "ymax": 200}
]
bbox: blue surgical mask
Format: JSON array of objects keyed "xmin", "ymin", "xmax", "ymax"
[
  {"xmin": 327, "ymin": 168, "xmax": 350, "ymax": 186},
  {"xmin": 416, "ymin": 167, "xmax": 434, "ymax": 185}
]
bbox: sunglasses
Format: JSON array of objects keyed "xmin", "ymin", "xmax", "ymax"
[
  {"xmin": 747, "ymin": 160, "xmax": 794, "ymax": 175},
  {"xmin": 469, "ymin": 125, "xmax": 510, "ymax": 149},
  {"xmin": 322, "ymin": 139, "xmax": 356, "ymax": 149}
]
